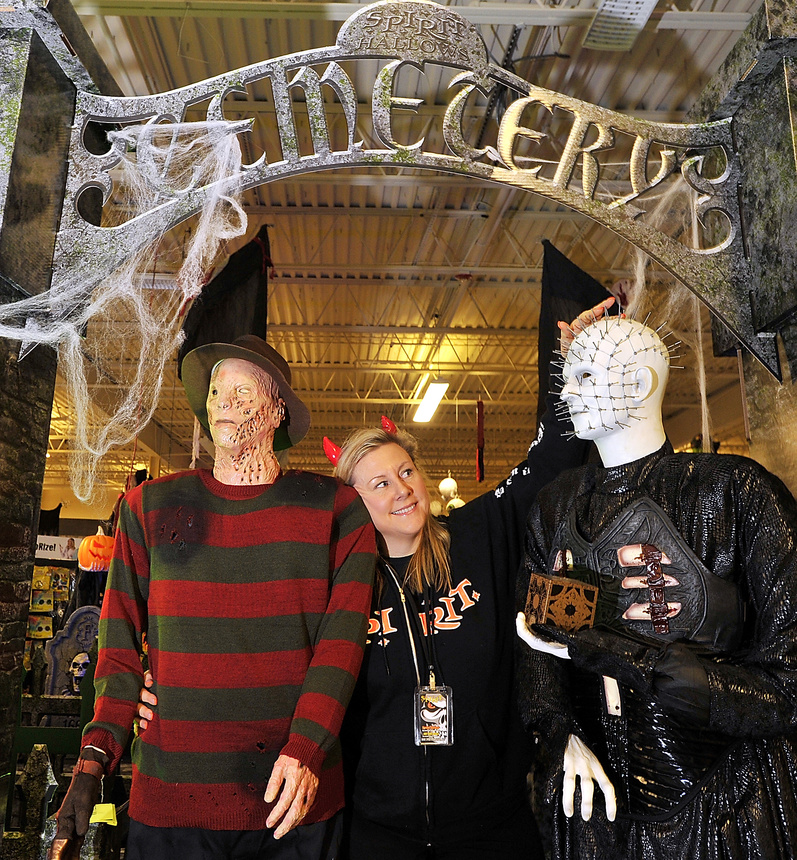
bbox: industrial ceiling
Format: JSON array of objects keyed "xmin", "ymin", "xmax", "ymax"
[{"xmin": 43, "ymin": 0, "xmax": 758, "ymax": 513}]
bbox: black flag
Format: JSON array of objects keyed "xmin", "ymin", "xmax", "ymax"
[
  {"xmin": 537, "ymin": 239, "xmax": 614, "ymax": 422},
  {"xmin": 178, "ymin": 224, "xmax": 271, "ymax": 374}
]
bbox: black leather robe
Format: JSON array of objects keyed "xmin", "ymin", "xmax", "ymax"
[{"xmin": 518, "ymin": 443, "xmax": 797, "ymax": 860}]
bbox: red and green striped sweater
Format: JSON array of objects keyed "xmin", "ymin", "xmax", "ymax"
[{"xmin": 82, "ymin": 468, "xmax": 375, "ymax": 830}]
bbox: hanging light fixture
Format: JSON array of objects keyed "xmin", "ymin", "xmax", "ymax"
[
  {"xmin": 582, "ymin": 0, "xmax": 658, "ymax": 51},
  {"xmin": 438, "ymin": 471, "xmax": 459, "ymax": 501},
  {"xmin": 411, "ymin": 373, "xmax": 430, "ymax": 402},
  {"xmin": 413, "ymin": 378, "xmax": 449, "ymax": 423}
]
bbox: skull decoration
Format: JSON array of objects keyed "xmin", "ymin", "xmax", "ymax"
[{"xmin": 69, "ymin": 651, "xmax": 91, "ymax": 694}]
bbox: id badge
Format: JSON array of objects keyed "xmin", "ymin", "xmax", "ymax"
[{"xmin": 414, "ymin": 685, "xmax": 454, "ymax": 746}]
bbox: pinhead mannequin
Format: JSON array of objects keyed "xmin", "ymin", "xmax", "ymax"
[
  {"xmin": 517, "ymin": 315, "xmax": 674, "ymax": 824},
  {"xmin": 560, "ymin": 317, "xmax": 669, "ymax": 467}
]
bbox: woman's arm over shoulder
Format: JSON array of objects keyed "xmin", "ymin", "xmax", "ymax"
[{"xmin": 526, "ymin": 386, "xmax": 591, "ymax": 492}]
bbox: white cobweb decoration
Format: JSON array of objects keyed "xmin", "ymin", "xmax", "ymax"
[
  {"xmin": 0, "ymin": 119, "xmax": 248, "ymax": 501},
  {"xmin": 618, "ymin": 170, "xmax": 724, "ymax": 452}
]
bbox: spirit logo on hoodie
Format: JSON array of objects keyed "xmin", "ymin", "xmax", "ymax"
[{"xmin": 367, "ymin": 579, "xmax": 480, "ymax": 644}]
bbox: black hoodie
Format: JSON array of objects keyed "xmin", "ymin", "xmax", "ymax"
[{"xmin": 341, "ymin": 395, "xmax": 589, "ymax": 847}]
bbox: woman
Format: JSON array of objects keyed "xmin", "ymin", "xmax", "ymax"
[
  {"xmin": 136, "ymin": 299, "xmax": 614, "ymax": 858},
  {"xmin": 328, "ymin": 302, "xmax": 613, "ymax": 859}
]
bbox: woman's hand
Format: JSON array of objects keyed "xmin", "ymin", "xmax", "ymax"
[{"xmin": 136, "ymin": 669, "xmax": 157, "ymax": 731}]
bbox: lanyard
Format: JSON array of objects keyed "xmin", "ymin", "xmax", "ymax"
[
  {"xmin": 384, "ymin": 560, "xmax": 454, "ymax": 748},
  {"xmin": 419, "ymin": 583, "xmax": 442, "ymax": 689},
  {"xmin": 384, "ymin": 561, "xmax": 442, "ymax": 688},
  {"xmin": 384, "ymin": 562, "xmax": 422, "ymax": 687}
]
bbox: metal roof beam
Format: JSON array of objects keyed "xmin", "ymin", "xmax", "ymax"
[
  {"xmin": 75, "ymin": 2, "xmax": 753, "ymax": 31},
  {"xmin": 269, "ymin": 323, "xmax": 537, "ymax": 336},
  {"xmin": 245, "ymin": 206, "xmax": 589, "ymax": 220},
  {"xmin": 140, "ymin": 266, "xmax": 619, "ymax": 288},
  {"xmin": 269, "ymin": 264, "xmax": 614, "ymax": 279}
]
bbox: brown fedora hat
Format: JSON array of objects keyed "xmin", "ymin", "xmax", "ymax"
[{"xmin": 181, "ymin": 336, "xmax": 310, "ymax": 450}]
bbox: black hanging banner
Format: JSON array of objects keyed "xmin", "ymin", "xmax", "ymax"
[
  {"xmin": 537, "ymin": 240, "xmax": 614, "ymax": 422},
  {"xmin": 178, "ymin": 224, "xmax": 271, "ymax": 374}
]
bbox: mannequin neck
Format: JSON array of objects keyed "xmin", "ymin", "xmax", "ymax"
[
  {"xmin": 594, "ymin": 422, "xmax": 666, "ymax": 468},
  {"xmin": 212, "ymin": 436, "xmax": 281, "ymax": 485}
]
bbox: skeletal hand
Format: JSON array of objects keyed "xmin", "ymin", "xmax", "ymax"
[{"xmin": 562, "ymin": 734, "xmax": 616, "ymax": 822}]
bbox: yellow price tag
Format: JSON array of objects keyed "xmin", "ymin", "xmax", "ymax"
[{"xmin": 89, "ymin": 803, "xmax": 117, "ymax": 826}]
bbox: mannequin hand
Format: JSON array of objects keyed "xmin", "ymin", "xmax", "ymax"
[
  {"xmin": 265, "ymin": 755, "xmax": 319, "ymax": 839},
  {"xmin": 136, "ymin": 670, "xmax": 157, "ymax": 731},
  {"xmin": 516, "ymin": 612, "xmax": 570, "ymax": 660},
  {"xmin": 558, "ymin": 296, "xmax": 617, "ymax": 356},
  {"xmin": 562, "ymin": 735, "xmax": 616, "ymax": 821},
  {"xmin": 48, "ymin": 749, "xmax": 106, "ymax": 859}
]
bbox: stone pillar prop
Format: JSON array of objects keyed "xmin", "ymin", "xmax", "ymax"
[
  {"xmin": 0, "ymin": 744, "xmax": 57, "ymax": 860},
  {"xmin": 691, "ymin": 0, "xmax": 797, "ymax": 493},
  {"xmin": 0, "ymin": 0, "xmax": 120, "ymax": 841}
]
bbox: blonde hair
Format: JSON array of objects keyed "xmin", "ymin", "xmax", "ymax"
[{"xmin": 335, "ymin": 426, "xmax": 452, "ymax": 594}]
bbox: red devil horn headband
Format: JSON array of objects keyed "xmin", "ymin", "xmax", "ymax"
[
  {"xmin": 323, "ymin": 436, "xmax": 342, "ymax": 465},
  {"xmin": 322, "ymin": 416, "xmax": 399, "ymax": 466}
]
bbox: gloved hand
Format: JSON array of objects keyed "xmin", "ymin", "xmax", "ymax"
[
  {"xmin": 48, "ymin": 748, "xmax": 107, "ymax": 860},
  {"xmin": 652, "ymin": 642, "xmax": 710, "ymax": 725}
]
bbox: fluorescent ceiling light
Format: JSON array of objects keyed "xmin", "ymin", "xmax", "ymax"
[
  {"xmin": 411, "ymin": 372, "xmax": 431, "ymax": 401},
  {"xmin": 582, "ymin": 0, "xmax": 659, "ymax": 51},
  {"xmin": 413, "ymin": 378, "xmax": 449, "ymax": 423}
]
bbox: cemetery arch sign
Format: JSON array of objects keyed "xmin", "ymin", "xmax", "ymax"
[{"xmin": 9, "ymin": 0, "xmax": 790, "ymax": 376}]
